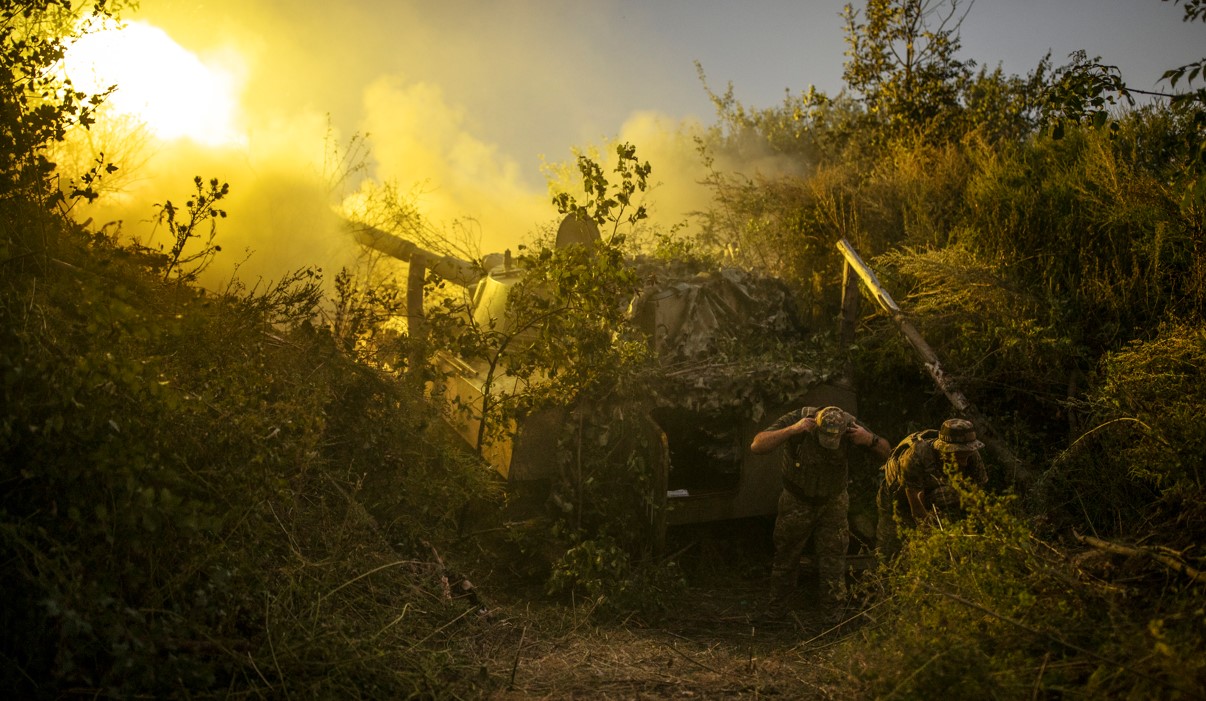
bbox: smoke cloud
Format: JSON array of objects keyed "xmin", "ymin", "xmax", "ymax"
[
  {"xmin": 66, "ymin": 0, "xmax": 818, "ymax": 293},
  {"xmin": 64, "ymin": 0, "xmax": 1202, "ymax": 295}
]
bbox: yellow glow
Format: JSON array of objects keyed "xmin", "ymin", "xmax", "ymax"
[{"xmin": 63, "ymin": 21, "xmax": 244, "ymax": 147}]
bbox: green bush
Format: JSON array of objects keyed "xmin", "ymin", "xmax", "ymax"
[
  {"xmin": 547, "ymin": 532, "xmax": 687, "ymax": 622},
  {"xmin": 847, "ymin": 475, "xmax": 1205, "ymax": 699},
  {"xmin": 0, "ymin": 208, "xmax": 502, "ymax": 696},
  {"xmin": 1037, "ymin": 322, "xmax": 1206, "ymax": 537},
  {"xmin": 0, "ymin": 0, "xmax": 119, "ymax": 206}
]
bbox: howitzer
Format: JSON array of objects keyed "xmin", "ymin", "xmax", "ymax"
[
  {"xmin": 351, "ymin": 214, "xmax": 860, "ymax": 546},
  {"xmin": 347, "ymin": 220, "xmax": 500, "ymax": 331}
]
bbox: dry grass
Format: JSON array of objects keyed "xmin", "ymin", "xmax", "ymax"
[
  {"xmin": 451, "ymin": 527, "xmax": 872, "ymax": 700},
  {"xmin": 480, "ymin": 602, "xmax": 858, "ymax": 699}
]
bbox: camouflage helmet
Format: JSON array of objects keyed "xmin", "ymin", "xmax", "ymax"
[
  {"xmin": 933, "ymin": 418, "xmax": 985, "ymax": 453},
  {"xmin": 814, "ymin": 406, "xmax": 853, "ymax": 450}
]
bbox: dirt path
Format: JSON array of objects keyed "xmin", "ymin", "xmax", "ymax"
[
  {"xmin": 493, "ymin": 602, "xmax": 860, "ymax": 699},
  {"xmin": 467, "ymin": 525, "xmax": 869, "ymax": 699}
]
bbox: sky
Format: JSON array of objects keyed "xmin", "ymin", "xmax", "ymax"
[{"xmin": 65, "ymin": 0, "xmax": 1203, "ymax": 290}]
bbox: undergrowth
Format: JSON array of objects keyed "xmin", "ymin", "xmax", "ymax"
[
  {"xmin": 0, "ymin": 207, "xmax": 506, "ymax": 698},
  {"xmin": 844, "ymin": 476, "xmax": 1206, "ymax": 699}
]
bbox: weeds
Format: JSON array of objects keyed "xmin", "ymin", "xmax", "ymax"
[{"xmin": 153, "ymin": 175, "xmax": 229, "ymax": 282}]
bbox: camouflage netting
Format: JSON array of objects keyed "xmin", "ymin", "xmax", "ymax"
[
  {"xmin": 656, "ymin": 358, "xmax": 834, "ymax": 423},
  {"xmin": 629, "ymin": 266, "xmax": 800, "ymax": 360},
  {"xmin": 628, "ymin": 263, "xmax": 841, "ymax": 422}
]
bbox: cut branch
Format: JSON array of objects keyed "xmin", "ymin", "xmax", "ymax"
[
  {"xmin": 1075, "ymin": 532, "xmax": 1206, "ymax": 585},
  {"xmin": 921, "ymin": 583, "xmax": 1195, "ymax": 696},
  {"xmin": 836, "ymin": 238, "xmax": 1032, "ymax": 491}
]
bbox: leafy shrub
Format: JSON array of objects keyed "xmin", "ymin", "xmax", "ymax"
[
  {"xmin": 0, "ymin": 0, "xmax": 117, "ymax": 206},
  {"xmin": 547, "ymin": 533, "xmax": 687, "ymax": 622},
  {"xmin": 0, "ymin": 204, "xmax": 501, "ymax": 696},
  {"xmin": 847, "ymin": 473, "xmax": 1206, "ymax": 699},
  {"xmin": 1038, "ymin": 321, "xmax": 1206, "ymax": 537}
]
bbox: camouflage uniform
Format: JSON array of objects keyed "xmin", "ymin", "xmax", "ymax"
[
  {"xmin": 764, "ymin": 407, "xmax": 881, "ymax": 615},
  {"xmin": 876, "ymin": 419, "xmax": 988, "ymax": 560}
]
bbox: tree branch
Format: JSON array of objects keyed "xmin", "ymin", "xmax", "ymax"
[
  {"xmin": 920, "ymin": 583, "xmax": 1195, "ymax": 695},
  {"xmin": 1074, "ymin": 532, "xmax": 1205, "ymax": 584}
]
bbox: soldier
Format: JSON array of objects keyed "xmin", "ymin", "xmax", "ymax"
[
  {"xmin": 875, "ymin": 418, "xmax": 988, "ymax": 560},
  {"xmin": 750, "ymin": 405, "xmax": 892, "ymax": 620}
]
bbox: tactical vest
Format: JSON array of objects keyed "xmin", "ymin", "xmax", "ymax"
[
  {"xmin": 882, "ymin": 430, "xmax": 940, "ymax": 490},
  {"xmin": 772, "ymin": 407, "xmax": 851, "ymax": 500},
  {"xmin": 883, "ymin": 429, "xmax": 987, "ymax": 492}
]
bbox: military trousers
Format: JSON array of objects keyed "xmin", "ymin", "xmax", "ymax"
[
  {"xmin": 769, "ymin": 488, "xmax": 849, "ymax": 610},
  {"xmin": 875, "ymin": 479, "xmax": 914, "ymax": 562}
]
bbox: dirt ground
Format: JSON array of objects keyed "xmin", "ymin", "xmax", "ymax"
[{"xmin": 466, "ymin": 519, "xmax": 873, "ymax": 700}]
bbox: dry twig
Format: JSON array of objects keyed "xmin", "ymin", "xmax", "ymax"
[
  {"xmin": 1075, "ymin": 532, "xmax": 1205, "ymax": 584},
  {"xmin": 921, "ymin": 583, "xmax": 1195, "ymax": 696}
]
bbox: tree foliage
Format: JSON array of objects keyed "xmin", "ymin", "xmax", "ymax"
[
  {"xmin": 424, "ymin": 144, "xmax": 651, "ymax": 446},
  {"xmin": 0, "ymin": 0, "xmax": 123, "ymax": 206},
  {"xmin": 1162, "ymin": 0, "xmax": 1206, "ymax": 104},
  {"xmin": 1043, "ymin": 1, "xmax": 1206, "ymax": 205},
  {"xmin": 551, "ymin": 142, "xmax": 652, "ymax": 240},
  {"xmin": 841, "ymin": 0, "xmax": 972, "ymax": 142}
]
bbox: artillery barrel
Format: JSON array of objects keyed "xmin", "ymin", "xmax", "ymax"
[{"xmin": 346, "ymin": 221, "xmax": 486, "ymax": 288}]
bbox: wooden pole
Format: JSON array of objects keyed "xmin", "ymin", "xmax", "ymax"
[
  {"xmin": 839, "ymin": 260, "xmax": 861, "ymax": 382},
  {"xmin": 835, "ymin": 238, "xmax": 1031, "ymax": 491},
  {"xmin": 406, "ymin": 252, "xmax": 429, "ymax": 384}
]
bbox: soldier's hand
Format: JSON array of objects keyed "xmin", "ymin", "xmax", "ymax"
[
  {"xmin": 846, "ymin": 423, "xmax": 874, "ymax": 446},
  {"xmin": 929, "ymin": 485, "xmax": 960, "ymax": 511},
  {"xmin": 792, "ymin": 416, "xmax": 817, "ymax": 434}
]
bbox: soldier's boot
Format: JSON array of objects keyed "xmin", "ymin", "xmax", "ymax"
[
  {"xmin": 817, "ymin": 576, "xmax": 849, "ymax": 626},
  {"xmin": 763, "ymin": 571, "xmax": 793, "ymax": 621}
]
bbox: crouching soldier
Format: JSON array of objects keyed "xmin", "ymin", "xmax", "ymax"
[
  {"xmin": 751, "ymin": 406, "xmax": 892, "ymax": 620},
  {"xmin": 876, "ymin": 418, "xmax": 988, "ymax": 561}
]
